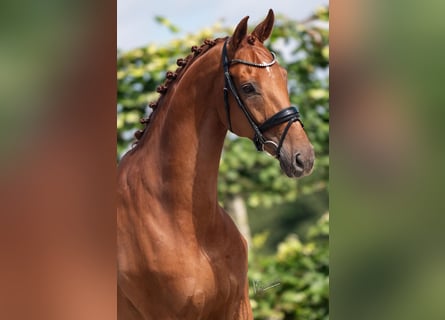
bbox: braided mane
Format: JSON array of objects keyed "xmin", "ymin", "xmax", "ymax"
[{"xmin": 134, "ymin": 37, "xmax": 226, "ymax": 142}]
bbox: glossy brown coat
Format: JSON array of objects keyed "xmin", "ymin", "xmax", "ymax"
[{"xmin": 117, "ymin": 10, "xmax": 314, "ymax": 320}]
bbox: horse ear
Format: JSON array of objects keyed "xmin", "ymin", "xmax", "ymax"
[
  {"xmin": 252, "ymin": 9, "xmax": 275, "ymax": 42},
  {"xmin": 229, "ymin": 16, "xmax": 249, "ymax": 51}
]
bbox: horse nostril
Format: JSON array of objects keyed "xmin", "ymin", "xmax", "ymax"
[{"xmin": 294, "ymin": 153, "xmax": 304, "ymax": 171}]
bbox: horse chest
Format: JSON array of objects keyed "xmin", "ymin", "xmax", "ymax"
[
  {"xmin": 178, "ymin": 248, "xmax": 246, "ymax": 318},
  {"xmin": 157, "ymin": 232, "xmax": 246, "ymax": 291},
  {"xmin": 143, "ymin": 222, "xmax": 248, "ymax": 317}
]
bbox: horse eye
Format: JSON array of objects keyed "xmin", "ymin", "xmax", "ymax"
[{"xmin": 241, "ymin": 83, "xmax": 256, "ymax": 94}]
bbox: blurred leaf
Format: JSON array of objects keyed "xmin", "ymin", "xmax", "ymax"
[{"xmin": 154, "ymin": 16, "xmax": 180, "ymax": 33}]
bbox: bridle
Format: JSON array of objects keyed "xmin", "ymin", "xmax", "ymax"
[{"xmin": 222, "ymin": 39, "xmax": 303, "ymax": 159}]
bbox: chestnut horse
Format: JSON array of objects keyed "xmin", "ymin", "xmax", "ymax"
[{"xmin": 117, "ymin": 10, "xmax": 314, "ymax": 320}]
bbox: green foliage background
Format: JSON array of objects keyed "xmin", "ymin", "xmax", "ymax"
[
  {"xmin": 249, "ymin": 213, "xmax": 328, "ymax": 320},
  {"xmin": 117, "ymin": 7, "xmax": 329, "ymax": 320}
]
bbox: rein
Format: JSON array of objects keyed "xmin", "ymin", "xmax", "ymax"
[{"xmin": 221, "ymin": 39, "xmax": 303, "ymax": 158}]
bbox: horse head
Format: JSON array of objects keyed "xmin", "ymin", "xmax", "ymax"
[{"xmin": 219, "ymin": 9, "xmax": 315, "ymax": 178}]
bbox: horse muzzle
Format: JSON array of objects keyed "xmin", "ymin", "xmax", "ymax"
[{"xmin": 280, "ymin": 147, "xmax": 315, "ymax": 178}]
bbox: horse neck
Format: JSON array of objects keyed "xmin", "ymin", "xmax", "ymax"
[{"xmin": 130, "ymin": 46, "xmax": 227, "ymax": 217}]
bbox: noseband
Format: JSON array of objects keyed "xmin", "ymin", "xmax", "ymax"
[{"xmin": 222, "ymin": 39, "xmax": 303, "ymax": 158}]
